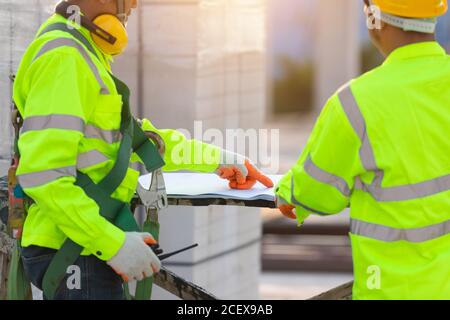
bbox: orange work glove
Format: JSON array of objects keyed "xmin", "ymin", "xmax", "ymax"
[
  {"xmin": 216, "ymin": 151, "xmax": 274, "ymax": 190},
  {"xmin": 276, "ymin": 195, "xmax": 297, "ymax": 220}
]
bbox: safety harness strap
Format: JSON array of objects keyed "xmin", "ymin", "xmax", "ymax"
[
  {"xmin": 34, "ymin": 22, "xmax": 164, "ymax": 300},
  {"xmin": 132, "ymin": 119, "xmax": 166, "ymax": 173},
  {"xmin": 97, "ymin": 75, "xmax": 134, "ymax": 195}
]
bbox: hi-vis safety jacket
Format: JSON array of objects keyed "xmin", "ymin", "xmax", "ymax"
[
  {"xmin": 276, "ymin": 42, "xmax": 450, "ymax": 300},
  {"xmin": 13, "ymin": 14, "xmax": 221, "ymax": 261}
]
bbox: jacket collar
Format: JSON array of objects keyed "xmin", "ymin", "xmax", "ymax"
[{"xmin": 383, "ymin": 41, "xmax": 446, "ymax": 66}]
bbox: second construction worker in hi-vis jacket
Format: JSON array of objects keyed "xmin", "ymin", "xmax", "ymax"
[
  {"xmin": 276, "ymin": 0, "xmax": 450, "ymax": 300},
  {"xmin": 14, "ymin": 0, "xmax": 273, "ymax": 300}
]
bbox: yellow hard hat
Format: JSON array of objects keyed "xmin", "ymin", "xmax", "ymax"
[{"xmin": 372, "ymin": 0, "xmax": 448, "ymax": 18}]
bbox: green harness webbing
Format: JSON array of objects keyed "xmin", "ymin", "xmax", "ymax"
[{"xmin": 34, "ymin": 23, "xmax": 165, "ymax": 300}]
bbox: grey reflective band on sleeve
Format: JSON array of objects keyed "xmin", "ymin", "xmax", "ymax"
[
  {"xmin": 77, "ymin": 150, "xmax": 110, "ymax": 170},
  {"xmin": 129, "ymin": 160, "xmax": 142, "ymax": 171},
  {"xmin": 304, "ymin": 155, "xmax": 351, "ymax": 197},
  {"xmin": 290, "ymin": 176, "xmax": 334, "ymax": 216},
  {"xmin": 32, "ymin": 38, "xmax": 110, "ymax": 95},
  {"xmin": 351, "ymin": 218, "xmax": 450, "ymax": 243},
  {"xmin": 85, "ymin": 124, "xmax": 121, "ymax": 144},
  {"xmin": 17, "ymin": 166, "xmax": 77, "ymax": 188},
  {"xmin": 338, "ymin": 86, "xmax": 378, "ymax": 172},
  {"xmin": 364, "ymin": 174, "xmax": 450, "ymax": 202},
  {"xmin": 338, "ymin": 85, "xmax": 450, "ymax": 202},
  {"xmin": 21, "ymin": 114, "xmax": 85, "ymax": 134},
  {"xmin": 338, "ymin": 85, "xmax": 385, "ymax": 197},
  {"xmin": 20, "ymin": 115, "xmax": 121, "ymax": 146}
]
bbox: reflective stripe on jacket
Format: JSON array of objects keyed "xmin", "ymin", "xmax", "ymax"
[
  {"xmin": 13, "ymin": 14, "xmax": 221, "ymax": 261},
  {"xmin": 276, "ymin": 41, "xmax": 450, "ymax": 299}
]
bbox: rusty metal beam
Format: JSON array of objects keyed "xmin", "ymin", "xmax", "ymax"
[
  {"xmin": 309, "ymin": 281, "xmax": 353, "ymax": 300},
  {"xmin": 154, "ymin": 267, "xmax": 218, "ymax": 300}
]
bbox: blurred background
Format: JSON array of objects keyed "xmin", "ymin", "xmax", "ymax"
[{"xmin": 1, "ymin": 0, "xmax": 450, "ymax": 300}]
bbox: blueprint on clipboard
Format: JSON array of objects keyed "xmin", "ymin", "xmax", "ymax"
[{"xmin": 138, "ymin": 173, "xmax": 283, "ymax": 202}]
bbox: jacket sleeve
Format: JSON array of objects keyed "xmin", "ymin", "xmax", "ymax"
[
  {"xmin": 16, "ymin": 49, "xmax": 125, "ymax": 261},
  {"xmin": 135, "ymin": 118, "xmax": 222, "ymax": 173},
  {"xmin": 275, "ymin": 92, "xmax": 364, "ymax": 224}
]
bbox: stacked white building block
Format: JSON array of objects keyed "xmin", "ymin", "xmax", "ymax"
[
  {"xmin": 0, "ymin": 0, "xmax": 58, "ymax": 175},
  {"xmin": 0, "ymin": 0, "xmax": 268, "ymax": 300},
  {"xmin": 314, "ymin": 0, "xmax": 360, "ymax": 110},
  {"xmin": 113, "ymin": 0, "xmax": 268, "ymax": 299}
]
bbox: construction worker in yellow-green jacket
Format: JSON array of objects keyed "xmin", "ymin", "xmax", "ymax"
[
  {"xmin": 275, "ymin": 0, "xmax": 450, "ymax": 300},
  {"xmin": 13, "ymin": 0, "xmax": 273, "ymax": 300}
]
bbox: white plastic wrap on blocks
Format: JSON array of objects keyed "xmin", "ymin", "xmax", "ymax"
[
  {"xmin": 114, "ymin": 0, "xmax": 267, "ymax": 132},
  {"xmin": 112, "ymin": 0, "xmax": 267, "ymax": 299},
  {"xmin": 0, "ymin": 0, "xmax": 58, "ymax": 175}
]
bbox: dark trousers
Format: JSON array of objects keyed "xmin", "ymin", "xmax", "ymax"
[{"xmin": 21, "ymin": 245, "xmax": 126, "ymax": 300}]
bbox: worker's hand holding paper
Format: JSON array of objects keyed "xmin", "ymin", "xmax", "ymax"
[
  {"xmin": 215, "ymin": 150, "xmax": 274, "ymax": 190},
  {"xmin": 218, "ymin": 159, "xmax": 274, "ymax": 190}
]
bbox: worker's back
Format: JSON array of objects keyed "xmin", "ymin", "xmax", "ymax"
[{"xmin": 347, "ymin": 41, "xmax": 450, "ymax": 299}]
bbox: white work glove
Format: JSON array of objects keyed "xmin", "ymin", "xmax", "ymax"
[
  {"xmin": 107, "ymin": 232, "xmax": 161, "ymax": 282},
  {"xmin": 216, "ymin": 150, "xmax": 274, "ymax": 190}
]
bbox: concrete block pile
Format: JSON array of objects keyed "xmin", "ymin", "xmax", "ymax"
[
  {"xmin": 0, "ymin": 0, "xmax": 268, "ymax": 300},
  {"xmin": 0, "ymin": 0, "xmax": 57, "ymax": 175},
  {"xmin": 114, "ymin": 0, "xmax": 267, "ymax": 299}
]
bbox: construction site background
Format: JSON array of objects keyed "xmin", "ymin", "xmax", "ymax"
[{"xmin": 2, "ymin": 0, "xmax": 450, "ymax": 300}]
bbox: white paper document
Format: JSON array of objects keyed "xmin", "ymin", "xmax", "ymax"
[{"xmin": 138, "ymin": 173, "xmax": 283, "ymax": 202}]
